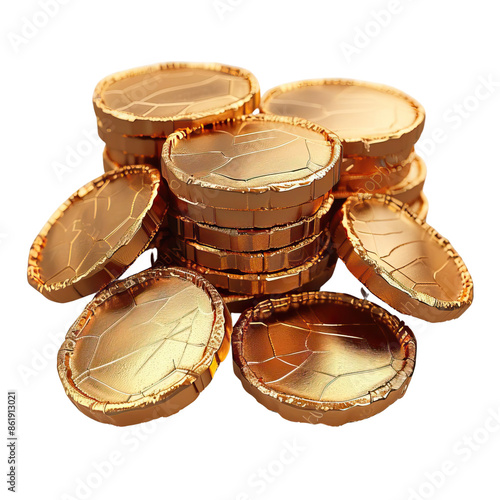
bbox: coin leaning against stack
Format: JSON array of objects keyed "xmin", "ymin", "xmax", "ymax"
[{"xmin": 157, "ymin": 113, "xmax": 343, "ymax": 309}]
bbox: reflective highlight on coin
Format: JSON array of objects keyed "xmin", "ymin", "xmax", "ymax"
[
  {"xmin": 93, "ymin": 62, "xmax": 260, "ymax": 137},
  {"xmin": 232, "ymin": 291, "xmax": 416, "ymax": 426},
  {"xmin": 333, "ymin": 195, "xmax": 473, "ymax": 322},
  {"xmin": 261, "ymin": 79, "xmax": 425, "ymax": 159},
  {"xmin": 27, "ymin": 166, "xmax": 166, "ymax": 302},
  {"xmin": 57, "ymin": 267, "xmax": 231, "ymax": 426}
]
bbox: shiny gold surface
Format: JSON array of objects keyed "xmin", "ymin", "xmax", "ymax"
[
  {"xmin": 261, "ymin": 79, "xmax": 425, "ymax": 158},
  {"xmin": 57, "ymin": 267, "xmax": 232, "ymax": 426},
  {"xmin": 334, "ymin": 154, "xmax": 426, "ymax": 202},
  {"xmin": 171, "ymin": 190, "xmax": 331, "ymax": 229},
  {"xmin": 28, "ymin": 166, "xmax": 166, "ymax": 302},
  {"xmin": 163, "ymin": 235, "xmax": 337, "ymax": 295},
  {"xmin": 93, "ymin": 62, "xmax": 259, "ymax": 137},
  {"xmin": 166, "ymin": 230, "xmax": 326, "ymax": 273},
  {"xmin": 333, "ymin": 195, "xmax": 473, "ymax": 322},
  {"xmin": 98, "ymin": 125, "xmax": 166, "ymax": 157},
  {"xmin": 162, "ymin": 114, "xmax": 342, "ymax": 210},
  {"xmin": 232, "ymin": 292, "xmax": 416, "ymax": 426},
  {"xmin": 166, "ymin": 193, "xmax": 335, "ymax": 252}
]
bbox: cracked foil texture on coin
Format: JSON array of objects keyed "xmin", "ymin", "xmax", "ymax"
[
  {"xmin": 28, "ymin": 166, "xmax": 166, "ymax": 302},
  {"xmin": 333, "ymin": 195, "xmax": 473, "ymax": 322},
  {"xmin": 94, "ymin": 62, "xmax": 260, "ymax": 137},
  {"xmin": 162, "ymin": 114, "xmax": 342, "ymax": 210},
  {"xmin": 57, "ymin": 267, "xmax": 231, "ymax": 426},
  {"xmin": 232, "ymin": 291, "xmax": 416, "ymax": 426},
  {"xmin": 261, "ymin": 79, "xmax": 425, "ymax": 159}
]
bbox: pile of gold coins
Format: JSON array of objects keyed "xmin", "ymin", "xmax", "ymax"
[{"xmin": 27, "ymin": 62, "xmax": 473, "ymax": 428}]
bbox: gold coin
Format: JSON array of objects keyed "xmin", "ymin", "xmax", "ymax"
[
  {"xmin": 261, "ymin": 79, "xmax": 425, "ymax": 159},
  {"xmin": 334, "ymin": 154, "xmax": 426, "ymax": 203},
  {"xmin": 162, "ymin": 234, "xmax": 337, "ymax": 295},
  {"xmin": 93, "ymin": 62, "xmax": 259, "ymax": 137},
  {"xmin": 166, "ymin": 230, "xmax": 327, "ymax": 273},
  {"xmin": 232, "ymin": 291, "xmax": 416, "ymax": 426},
  {"xmin": 170, "ymin": 190, "xmax": 332, "ymax": 229},
  {"xmin": 27, "ymin": 166, "xmax": 167, "ymax": 302},
  {"xmin": 407, "ymin": 192, "xmax": 429, "ymax": 221},
  {"xmin": 222, "ymin": 268, "xmax": 334, "ymax": 313},
  {"xmin": 57, "ymin": 267, "xmax": 231, "ymax": 426},
  {"xmin": 162, "ymin": 114, "xmax": 342, "ymax": 210},
  {"xmin": 332, "ymin": 194, "xmax": 473, "ymax": 322}
]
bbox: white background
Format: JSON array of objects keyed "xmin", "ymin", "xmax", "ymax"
[{"xmin": 1, "ymin": 1, "xmax": 498, "ymax": 499}]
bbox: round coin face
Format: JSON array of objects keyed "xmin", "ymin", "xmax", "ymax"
[
  {"xmin": 333, "ymin": 195, "xmax": 473, "ymax": 322},
  {"xmin": 261, "ymin": 79, "xmax": 425, "ymax": 159},
  {"xmin": 163, "ymin": 235, "xmax": 337, "ymax": 296},
  {"xmin": 57, "ymin": 267, "xmax": 231, "ymax": 426},
  {"xmin": 27, "ymin": 166, "xmax": 166, "ymax": 302},
  {"xmin": 93, "ymin": 62, "xmax": 260, "ymax": 137},
  {"xmin": 162, "ymin": 114, "xmax": 342, "ymax": 210},
  {"xmin": 232, "ymin": 291, "xmax": 416, "ymax": 426}
]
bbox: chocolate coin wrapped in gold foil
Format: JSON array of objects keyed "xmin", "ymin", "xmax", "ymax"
[
  {"xmin": 165, "ymin": 193, "xmax": 335, "ymax": 252},
  {"xmin": 261, "ymin": 78, "xmax": 425, "ymax": 161},
  {"xmin": 221, "ymin": 268, "xmax": 334, "ymax": 313},
  {"xmin": 408, "ymin": 192, "xmax": 429, "ymax": 220},
  {"xmin": 27, "ymin": 166, "xmax": 167, "ymax": 302},
  {"xmin": 334, "ymin": 155, "xmax": 427, "ymax": 203},
  {"xmin": 57, "ymin": 267, "xmax": 232, "ymax": 426},
  {"xmin": 333, "ymin": 195, "xmax": 473, "ymax": 322},
  {"xmin": 93, "ymin": 62, "xmax": 260, "ymax": 137},
  {"xmin": 164, "ymin": 234, "xmax": 337, "ymax": 295},
  {"xmin": 232, "ymin": 292, "xmax": 416, "ymax": 426},
  {"xmin": 162, "ymin": 114, "xmax": 342, "ymax": 210},
  {"xmin": 171, "ymin": 190, "xmax": 332, "ymax": 229},
  {"xmin": 167, "ymin": 230, "xmax": 326, "ymax": 273}
]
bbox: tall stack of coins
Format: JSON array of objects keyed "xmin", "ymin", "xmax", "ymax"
[
  {"xmin": 261, "ymin": 79, "xmax": 428, "ymax": 219},
  {"xmin": 158, "ymin": 113, "xmax": 343, "ymax": 309},
  {"xmin": 93, "ymin": 62, "xmax": 260, "ymax": 171}
]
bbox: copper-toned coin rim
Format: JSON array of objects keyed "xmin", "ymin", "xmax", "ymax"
[
  {"xmin": 407, "ymin": 192, "xmax": 429, "ymax": 221},
  {"xmin": 27, "ymin": 165, "xmax": 165, "ymax": 299},
  {"xmin": 333, "ymin": 154, "xmax": 426, "ymax": 202},
  {"xmin": 165, "ymin": 232, "xmax": 336, "ymax": 295},
  {"xmin": 221, "ymin": 267, "xmax": 334, "ymax": 313},
  {"xmin": 57, "ymin": 266, "xmax": 231, "ymax": 416},
  {"xmin": 166, "ymin": 193, "xmax": 335, "ymax": 251},
  {"xmin": 232, "ymin": 291, "xmax": 416, "ymax": 412},
  {"xmin": 93, "ymin": 62, "xmax": 260, "ymax": 129},
  {"xmin": 261, "ymin": 78, "xmax": 425, "ymax": 157},
  {"xmin": 335, "ymin": 194, "xmax": 473, "ymax": 314},
  {"xmin": 168, "ymin": 229, "xmax": 326, "ymax": 273},
  {"xmin": 162, "ymin": 113, "xmax": 342, "ymax": 204}
]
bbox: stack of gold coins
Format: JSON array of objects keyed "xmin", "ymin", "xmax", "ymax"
[
  {"xmin": 158, "ymin": 113, "xmax": 343, "ymax": 311},
  {"xmin": 92, "ymin": 62, "xmax": 260, "ymax": 171},
  {"xmin": 261, "ymin": 79, "xmax": 428, "ymax": 220}
]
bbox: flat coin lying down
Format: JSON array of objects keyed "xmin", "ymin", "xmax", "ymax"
[{"xmin": 232, "ymin": 291, "xmax": 416, "ymax": 426}]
